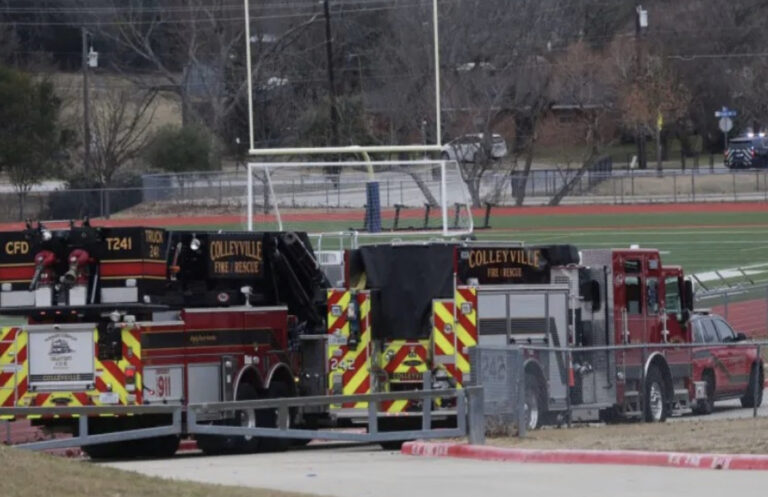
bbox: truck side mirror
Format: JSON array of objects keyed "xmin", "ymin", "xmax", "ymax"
[
  {"xmin": 683, "ymin": 280, "xmax": 694, "ymax": 312},
  {"xmin": 736, "ymin": 332, "xmax": 747, "ymax": 342}
]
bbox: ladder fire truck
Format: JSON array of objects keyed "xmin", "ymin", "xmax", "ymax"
[
  {"xmin": 0, "ymin": 222, "xmax": 760, "ymax": 457},
  {"xmin": 324, "ymin": 241, "xmax": 747, "ymax": 430},
  {"xmin": 0, "ymin": 221, "xmax": 333, "ymax": 458}
]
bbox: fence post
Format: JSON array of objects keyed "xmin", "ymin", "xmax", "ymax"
[
  {"xmin": 640, "ymin": 344, "xmax": 647, "ymax": 422},
  {"xmin": 466, "ymin": 386, "xmax": 485, "ymax": 445},
  {"xmin": 620, "ymin": 177, "xmax": 625, "ymax": 204},
  {"xmin": 673, "ymin": 174, "xmax": 677, "ymax": 203},
  {"xmin": 367, "ymin": 399, "xmax": 378, "ymax": 435},
  {"xmin": 566, "ymin": 349, "xmax": 573, "ymax": 428},
  {"xmin": 754, "ymin": 344, "xmax": 761, "ymax": 419},
  {"xmin": 724, "ymin": 291, "xmax": 729, "ymax": 320},
  {"xmin": 691, "ymin": 169, "xmax": 695, "ymax": 202},
  {"xmin": 710, "ymin": 154, "xmax": 714, "ymax": 171},
  {"xmin": 733, "ymin": 172, "xmax": 737, "ymax": 202},
  {"xmin": 421, "ymin": 371, "xmax": 432, "ymax": 431}
]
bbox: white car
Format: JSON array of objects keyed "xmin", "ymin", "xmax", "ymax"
[{"xmin": 441, "ymin": 133, "xmax": 509, "ymax": 163}]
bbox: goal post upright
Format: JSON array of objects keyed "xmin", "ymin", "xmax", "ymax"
[{"xmin": 242, "ymin": 0, "xmax": 444, "ymax": 156}]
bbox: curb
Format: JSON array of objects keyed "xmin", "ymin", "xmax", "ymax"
[
  {"xmin": 401, "ymin": 442, "xmax": 768, "ymax": 471},
  {"xmin": 179, "ymin": 439, "xmax": 198, "ymax": 452}
]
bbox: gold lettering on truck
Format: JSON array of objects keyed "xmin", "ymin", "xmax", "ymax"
[
  {"xmin": 468, "ymin": 248, "xmax": 541, "ymax": 270},
  {"xmin": 209, "ymin": 239, "xmax": 263, "ymax": 275}
]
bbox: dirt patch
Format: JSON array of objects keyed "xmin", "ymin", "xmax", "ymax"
[{"xmin": 485, "ymin": 417, "xmax": 768, "ymax": 454}]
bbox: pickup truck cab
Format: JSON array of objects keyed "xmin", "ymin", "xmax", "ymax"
[{"xmin": 691, "ymin": 313, "xmax": 764, "ymax": 414}]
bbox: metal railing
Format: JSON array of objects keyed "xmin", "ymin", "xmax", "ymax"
[
  {"xmin": 0, "ymin": 383, "xmax": 486, "ymax": 452},
  {"xmin": 475, "ymin": 340, "xmax": 768, "ymax": 438},
  {"xmin": 695, "ymin": 284, "xmax": 768, "ymax": 339}
]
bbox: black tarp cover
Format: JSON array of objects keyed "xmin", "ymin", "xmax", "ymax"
[{"xmin": 355, "ymin": 244, "xmax": 455, "ymax": 340}]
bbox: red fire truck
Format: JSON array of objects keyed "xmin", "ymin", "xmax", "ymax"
[
  {"xmin": 0, "ymin": 222, "xmax": 332, "ymax": 458},
  {"xmin": 1, "ymin": 222, "xmax": 761, "ymax": 457},
  {"xmin": 325, "ymin": 242, "xmax": 763, "ymax": 431}
]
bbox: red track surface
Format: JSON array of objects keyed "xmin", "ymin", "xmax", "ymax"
[
  {"xmin": 711, "ymin": 298, "xmax": 768, "ymax": 338},
  {"xmin": 3, "ymin": 201, "xmax": 767, "ymax": 231}
]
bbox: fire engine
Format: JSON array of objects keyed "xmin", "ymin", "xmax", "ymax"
[
  {"xmin": 0, "ymin": 221, "xmax": 332, "ymax": 458},
  {"xmin": 325, "ymin": 241, "xmax": 763, "ymax": 431},
  {"xmin": 0, "ymin": 222, "xmax": 761, "ymax": 457}
]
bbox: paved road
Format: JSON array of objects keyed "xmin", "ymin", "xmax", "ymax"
[{"xmin": 105, "ymin": 444, "xmax": 768, "ymax": 497}]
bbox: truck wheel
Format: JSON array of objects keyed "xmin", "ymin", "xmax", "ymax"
[
  {"xmin": 644, "ymin": 366, "xmax": 669, "ymax": 422},
  {"xmin": 82, "ymin": 442, "xmax": 124, "ymax": 460},
  {"xmin": 258, "ymin": 381, "xmax": 293, "ymax": 453},
  {"xmin": 377, "ymin": 418, "xmax": 417, "ymax": 451},
  {"xmin": 692, "ymin": 372, "xmax": 715, "ymax": 415},
  {"xmin": 196, "ymin": 383, "xmax": 261, "ymax": 455},
  {"xmin": 81, "ymin": 419, "xmax": 129, "ymax": 460},
  {"xmin": 524, "ymin": 372, "xmax": 546, "ymax": 430},
  {"xmin": 133, "ymin": 435, "xmax": 181, "ymax": 459},
  {"xmin": 741, "ymin": 364, "xmax": 764, "ymax": 408}
]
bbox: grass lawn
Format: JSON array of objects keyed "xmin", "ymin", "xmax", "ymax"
[{"xmin": 0, "ymin": 445, "xmax": 313, "ymax": 497}]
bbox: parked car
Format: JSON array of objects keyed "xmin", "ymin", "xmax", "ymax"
[
  {"xmin": 690, "ymin": 312, "xmax": 764, "ymax": 414},
  {"xmin": 725, "ymin": 133, "xmax": 768, "ymax": 169},
  {"xmin": 441, "ymin": 133, "xmax": 508, "ymax": 163}
]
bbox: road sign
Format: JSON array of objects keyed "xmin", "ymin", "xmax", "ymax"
[
  {"xmin": 719, "ymin": 117, "xmax": 734, "ymax": 133},
  {"xmin": 715, "ymin": 107, "xmax": 738, "ymax": 118}
]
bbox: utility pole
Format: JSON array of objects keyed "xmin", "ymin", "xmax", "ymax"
[
  {"xmin": 323, "ymin": 0, "xmax": 340, "ymax": 147},
  {"xmin": 81, "ymin": 27, "xmax": 91, "ymax": 174},
  {"xmin": 635, "ymin": 4, "xmax": 648, "ymax": 170}
]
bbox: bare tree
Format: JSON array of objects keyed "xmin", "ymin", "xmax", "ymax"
[
  {"xmin": 75, "ymin": 1, "xmax": 318, "ymax": 158},
  {"xmin": 548, "ymin": 41, "xmax": 618, "ymax": 206},
  {"xmin": 89, "ymin": 86, "xmax": 157, "ymax": 187}
]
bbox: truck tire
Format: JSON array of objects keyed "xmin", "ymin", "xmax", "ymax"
[
  {"xmin": 524, "ymin": 372, "xmax": 546, "ymax": 430},
  {"xmin": 741, "ymin": 364, "xmax": 764, "ymax": 408},
  {"xmin": 196, "ymin": 383, "xmax": 261, "ymax": 455},
  {"xmin": 258, "ymin": 381, "xmax": 293, "ymax": 453},
  {"xmin": 377, "ymin": 418, "xmax": 418, "ymax": 451},
  {"xmin": 82, "ymin": 442, "xmax": 124, "ymax": 460},
  {"xmin": 81, "ymin": 419, "xmax": 131, "ymax": 460},
  {"xmin": 692, "ymin": 371, "xmax": 715, "ymax": 415},
  {"xmin": 644, "ymin": 366, "xmax": 669, "ymax": 422},
  {"xmin": 132, "ymin": 435, "xmax": 180, "ymax": 459}
]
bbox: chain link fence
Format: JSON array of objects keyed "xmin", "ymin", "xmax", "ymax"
[
  {"xmin": 3, "ymin": 166, "xmax": 768, "ymax": 223},
  {"xmin": 695, "ymin": 284, "xmax": 768, "ymax": 340}
]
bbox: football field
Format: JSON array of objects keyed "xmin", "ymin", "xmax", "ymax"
[{"xmin": 155, "ymin": 202, "xmax": 768, "ymax": 278}]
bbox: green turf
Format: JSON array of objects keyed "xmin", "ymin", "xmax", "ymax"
[{"xmin": 164, "ymin": 209, "xmax": 768, "ymax": 277}]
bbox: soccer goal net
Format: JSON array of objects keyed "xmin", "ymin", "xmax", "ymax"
[{"xmin": 245, "ymin": 159, "xmax": 473, "ymax": 241}]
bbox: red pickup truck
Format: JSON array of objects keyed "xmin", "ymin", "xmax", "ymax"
[{"xmin": 691, "ymin": 313, "xmax": 764, "ymax": 414}]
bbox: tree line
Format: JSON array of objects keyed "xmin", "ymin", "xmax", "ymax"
[{"xmin": 0, "ymin": 0, "xmax": 765, "ymax": 211}]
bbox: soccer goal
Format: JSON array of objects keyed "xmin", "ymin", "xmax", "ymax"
[{"xmin": 245, "ymin": 159, "xmax": 473, "ymax": 239}]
